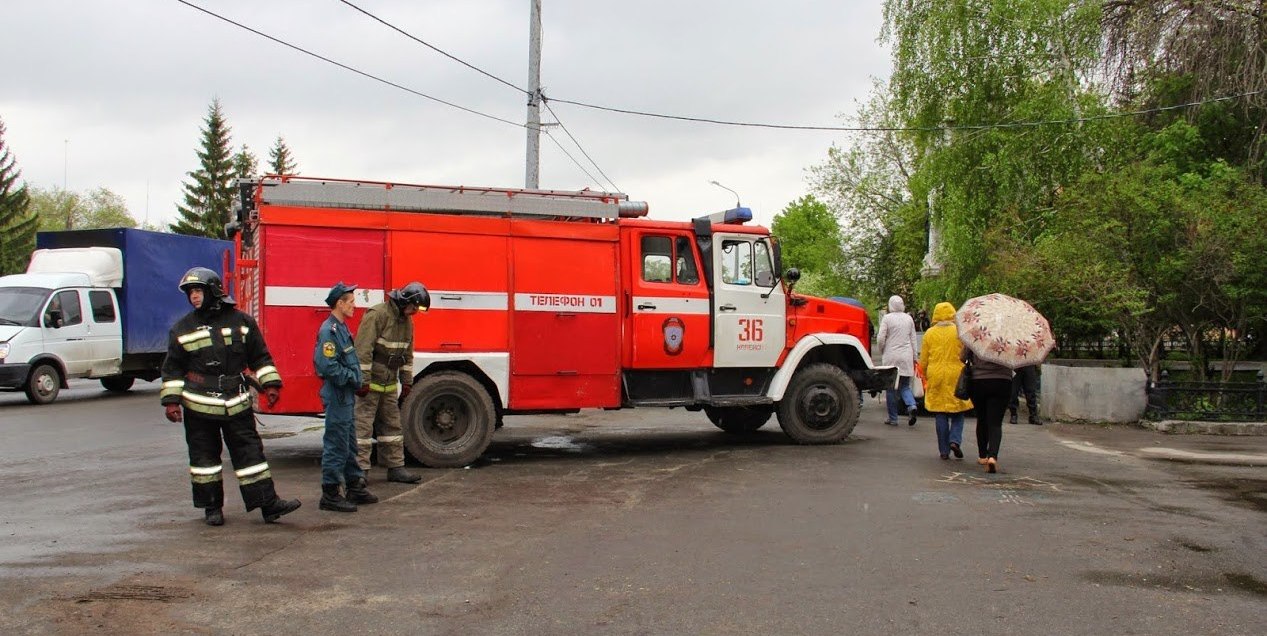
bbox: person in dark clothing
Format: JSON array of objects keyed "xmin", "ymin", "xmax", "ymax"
[
  {"xmin": 961, "ymin": 349, "xmax": 1014, "ymax": 473},
  {"xmin": 1009, "ymin": 364, "xmax": 1041, "ymax": 425},
  {"xmin": 160, "ymin": 267, "xmax": 301, "ymax": 526}
]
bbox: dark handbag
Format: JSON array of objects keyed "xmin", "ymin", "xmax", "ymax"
[{"xmin": 954, "ymin": 359, "xmax": 974, "ymax": 400}]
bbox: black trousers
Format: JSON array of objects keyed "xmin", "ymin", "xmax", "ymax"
[
  {"xmin": 184, "ymin": 409, "xmax": 278, "ymax": 511},
  {"xmin": 1008, "ymin": 366, "xmax": 1040, "ymax": 415},
  {"xmin": 971, "ymin": 378, "xmax": 1013, "ymax": 460}
]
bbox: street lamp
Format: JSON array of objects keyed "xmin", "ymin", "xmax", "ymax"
[{"xmin": 708, "ymin": 180, "xmax": 742, "ymax": 207}]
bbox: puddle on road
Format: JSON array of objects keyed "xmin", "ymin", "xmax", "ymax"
[
  {"xmin": 528, "ymin": 436, "xmax": 590, "ymax": 453},
  {"xmin": 1084, "ymin": 570, "xmax": 1267, "ymax": 598},
  {"xmin": 1184, "ymin": 478, "xmax": 1267, "ymax": 515}
]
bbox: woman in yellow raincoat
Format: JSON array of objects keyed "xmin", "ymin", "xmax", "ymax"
[{"xmin": 919, "ymin": 302, "xmax": 974, "ymax": 459}]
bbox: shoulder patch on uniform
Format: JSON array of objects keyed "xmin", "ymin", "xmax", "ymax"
[{"xmin": 322, "ymin": 342, "xmax": 336, "ymax": 358}]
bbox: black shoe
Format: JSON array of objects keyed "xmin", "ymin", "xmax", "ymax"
[
  {"xmin": 949, "ymin": 442, "xmax": 963, "ymax": 459},
  {"xmin": 346, "ymin": 477, "xmax": 379, "ymax": 504},
  {"xmin": 319, "ymin": 484, "xmax": 357, "ymax": 513},
  {"xmin": 908, "ymin": 411, "xmax": 917, "ymax": 426},
  {"xmin": 262, "ymin": 497, "xmax": 302, "ymax": 522},
  {"xmin": 386, "ymin": 467, "xmax": 422, "ymax": 484},
  {"xmin": 204, "ymin": 508, "xmax": 224, "ymax": 526}
]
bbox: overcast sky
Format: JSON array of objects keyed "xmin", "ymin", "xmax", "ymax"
[{"xmin": 2, "ymin": 0, "xmax": 890, "ymax": 229}]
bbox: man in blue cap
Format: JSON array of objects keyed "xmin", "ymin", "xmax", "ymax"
[{"xmin": 313, "ymin": 282, "xmax": 377, "ymax": 512}]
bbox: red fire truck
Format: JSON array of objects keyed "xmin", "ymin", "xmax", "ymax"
[{"xmin": 229, "ymin": 176, "xmax": 896, "ymax": 467}]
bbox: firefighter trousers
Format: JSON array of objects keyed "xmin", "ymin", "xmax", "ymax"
[
  {"xmin": 354, "ymin": 389, "xmax": 404, "ymax": 470},
  {"xmin": 183, "ymin": 409, "xmax": 278, "ymax": 511}
]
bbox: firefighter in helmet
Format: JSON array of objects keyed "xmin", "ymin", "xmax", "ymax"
[
  {"xmin": 160, "ymin": 267, "xmax": 301, "ymax": 526},
  {"xmin": 352, "ymin": 281, "xmax": 429, "ymax": 483},
  {"xmin": 313, "ymin": 282, "xmax": 376, "ymax": 513}
]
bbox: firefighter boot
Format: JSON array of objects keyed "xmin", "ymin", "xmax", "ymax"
[
  {"xmin": 319, "ymin": 484, "xmax": 357, "ymax": 513},
  {"xmin": 261, "ymin": 497, "xmax": 303, "ymax": 522},
  {"xmin": 204, "ymin": 507, "xmax": 225, "ymax": 526},
  {"xmin": 346, "ymin": 477, "xmax": 379, "ymax": 505},
  {"xmin": 387, "ymin": 467, "xmax": 422, "ymax": 484}
]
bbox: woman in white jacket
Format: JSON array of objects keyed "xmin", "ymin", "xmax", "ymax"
[{"xmin": 877, "ymin": 295, "xmax": 920, "ymax": 426}]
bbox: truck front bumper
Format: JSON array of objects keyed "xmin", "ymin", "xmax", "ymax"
[
  {"xmin": 852, "ymin": 365, "xmax": 899, "ymax": 392},
  {"xmin": 0, "ymin": 363, "xmax": 31, "ymax": 389}
]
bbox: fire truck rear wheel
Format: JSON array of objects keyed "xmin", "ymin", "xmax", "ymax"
[
  {"xmin": 776, "ymin": 363, "xmax": 859, "ymax": 444},
  {"xmin": 704, "ymin": 405, "xmax": 773, "ymax": 433},
  {"xmin": 401, "ymin": 371, "xmax": 496, "ymax": 468}
]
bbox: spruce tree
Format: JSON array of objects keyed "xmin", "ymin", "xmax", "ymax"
[
  {"xmin": 0, "ymin": 118, "xmax": 37, "ymax": 276},
  {"xmin": 171, "ymin": 100, "xmax": 236, "ymax": 238},
  {"xmin": 233, "ymin": 144, "xmax": 258, "ymax": 180},
  {"xmin": 267, "ymin": 135, "xmax": 298, "ymax": 174}
]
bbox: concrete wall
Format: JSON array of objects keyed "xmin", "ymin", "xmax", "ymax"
[{"xmin": 1041, "ymin": 364, "xmax": 1147, "ymax": 423}]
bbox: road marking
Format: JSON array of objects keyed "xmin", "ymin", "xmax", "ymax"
[
  {"xmin": 1058, "ymin": 439, "xmax": 1124, "ymax": 456},
  {"xmin": 1137, "ymin": 447, "xmax": 1267, "ymax": 465}
]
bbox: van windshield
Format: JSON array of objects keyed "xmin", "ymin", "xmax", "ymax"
[{"xmin": 0, "ymin": 287, "xmax": 51, "ymax": 327}]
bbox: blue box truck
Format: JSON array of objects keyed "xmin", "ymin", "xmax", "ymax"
[{"xmin": 0, "ymin": 229, "xmax": 232, "ymax": 404}]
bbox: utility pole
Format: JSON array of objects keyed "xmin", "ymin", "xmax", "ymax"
[{"xmin": 524, "ymin": 0, "xmax": 542, "ymax": 189}]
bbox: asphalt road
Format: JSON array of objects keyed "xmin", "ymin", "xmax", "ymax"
[{"xmin": 2, "ymin": 382, "xmax": 1265, "ymax": 635}]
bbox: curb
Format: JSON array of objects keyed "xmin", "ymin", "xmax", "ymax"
[{"xmin": 1140, "ymin": 420, "xmax": 1267, "ymax": 436}]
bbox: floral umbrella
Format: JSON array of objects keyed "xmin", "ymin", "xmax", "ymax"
[{"xmin": 955, "ymin": 293, "xmax": 1054, "ymax": 369}]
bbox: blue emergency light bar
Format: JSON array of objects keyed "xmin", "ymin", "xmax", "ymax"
[{"xmin": 723, "ymin": 207, "xmax": 753, "ymax": 223}]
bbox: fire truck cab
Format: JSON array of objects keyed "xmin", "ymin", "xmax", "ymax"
[{"xmin": 231, "ymin": 177, "xmax": 897, "ymax": 467}]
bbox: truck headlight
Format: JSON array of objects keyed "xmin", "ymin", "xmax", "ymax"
[{"xmin": 0, "ymin": 342, "xmax": 8, "ymax": 361}]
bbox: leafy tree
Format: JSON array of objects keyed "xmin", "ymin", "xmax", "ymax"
[
  {"xmin": 171, "ymin": 99, "xmax": 236, "ymax": 238},
  {"xmin": 232, "ymin": 144, "xmax": 258, "ymax": 180},
  {"xmin": 267, "ymin": 136, "xmax": 298, "ymax": 174},
  {"xmin": 810, "ymin": 87, "xmax": 923, "ymax": 305},
  {"xmin": 30, "ymin": 186, "xmax": 137, "ymax": 232},
  {"xmin": 1101, "ymin": 0, "xmax": 1267, "ymax": 178},
  {"xmin": 771, "ymin": 195, "xmax": 849, "ymax": 297},
  {"xmin": 0, "ymin": 118, "xmax": 36, "ymax": 276}
]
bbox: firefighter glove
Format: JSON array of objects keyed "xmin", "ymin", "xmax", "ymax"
[
  {"xmin": 165, "ymin": 404, "xmax": 183, "ymax": 423},
  {"xmin": 264, "ymin": 387, "xmax": 281, "ymax": 408},
  {"xmin": 355, "ymin": 385, "xmax": 370, "ymax": 398}
]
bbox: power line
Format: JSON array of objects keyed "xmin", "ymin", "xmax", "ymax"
[
  {"xmin": 173, "ymin": 0, "xmax": 524, "ymax": 129},
  {"xmin": 336, "ymin": 0, "xmax": 528, "ymax": 96},
  {"xmin": 548, "ymin": 88, "xmax": 1267, "ymax": 133},
  {"xmin": 542, "ymin": 129, "xmax": 604, "ymax": 189},
  {"xmin": 542, "ymin": 99, "xmax": 620, "ymax": 193}
]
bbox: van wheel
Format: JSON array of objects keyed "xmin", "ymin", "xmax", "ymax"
[
  {"xmin": 705, "ymin": 405, "xmax": 773, "ymax": 433},
  {"xmin": 776, "ymin": 363, "xmax": 859, "ymax": 444},
  {"xmin": 101, "ymin": 376, "xmax": 135, "ymax": 393},
  {"xmin": 25, "ymin": 364, "xmax": 62, "ymax": 405},
  {"xmin": 401, "ymin": 371, "xmax": 496, "ymax": 468}
]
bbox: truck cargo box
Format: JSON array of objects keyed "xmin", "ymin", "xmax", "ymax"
[{"xmin": 35, "ymin": 229, "xmax": 233, "ymax": 354}]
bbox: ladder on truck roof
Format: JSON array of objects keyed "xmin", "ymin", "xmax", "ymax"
[{"xmin": 242, "ymin": 176, "xmax": 649, "ymax": 221}]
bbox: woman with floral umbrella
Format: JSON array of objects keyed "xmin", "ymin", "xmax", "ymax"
[{"xmin": 955, "ymin": 294, "xmax": 1054, "ymax": 473}]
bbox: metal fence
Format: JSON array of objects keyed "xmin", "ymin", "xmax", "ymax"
[{"xmin": 1145, "ymin": 370, "xmax": 1267, "ymax": 421}]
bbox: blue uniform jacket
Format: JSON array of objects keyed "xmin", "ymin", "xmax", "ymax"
[{"xmin": 314, "ymin": 315, "xmax": 362, "ymax": 408}]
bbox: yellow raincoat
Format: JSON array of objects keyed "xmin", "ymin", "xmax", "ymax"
[{"xmin": 919, "ymin": 302, "xmax": 973, "ymax": 413}]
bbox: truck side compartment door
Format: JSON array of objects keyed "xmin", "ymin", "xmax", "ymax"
[
  {"xmin": 86, "ymin": 289, "xmax": 123, "ymax": 376},
  {"xmin": 626, "ymin": 230, "xmax": 711, "ymax": 369},
  {"xmin": 41, "ymin": 289, "xmax": 93, "ymax": 376},
  {"xmin": 509, "ymin": 222, "xmax": 620, "ymax": 409},
  {"xmin": 711, "ymin": 235, "xmax": 786, "ymax": 368}
]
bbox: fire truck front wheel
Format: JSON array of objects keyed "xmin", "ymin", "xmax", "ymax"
[
  {"xmin": 704, "ymin": 406, "xmax": 773, "ymax": 433},
  {"xmin": 776, "ymin": 363, "xmax": 859, "ymax": 444},
  {"xmin": 400, "ymin": 371, "xmax": 496, "ymax": 468}
]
